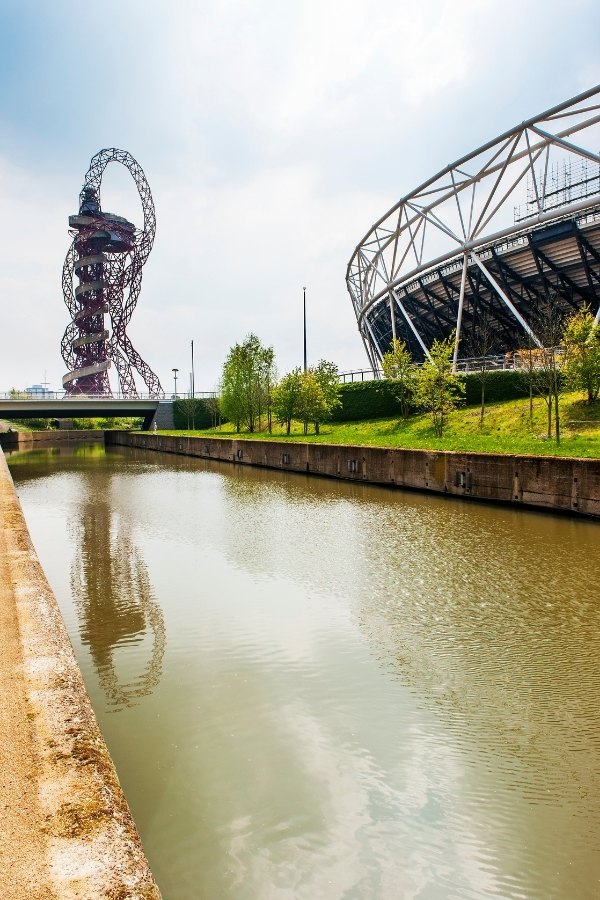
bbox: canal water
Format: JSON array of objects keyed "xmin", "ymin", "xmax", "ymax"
[{"xmin": 8, "ymin": 444, "xmax": 600, "ymax": 899}]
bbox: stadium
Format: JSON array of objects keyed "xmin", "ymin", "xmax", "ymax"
[{"xmin": 346, "ymin": 86, "xmax": 600, "ymax": 369}]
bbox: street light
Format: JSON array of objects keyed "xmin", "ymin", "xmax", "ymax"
[
  {"xmin": 303, "ymin": 286, "xmax": 307, "ymax": 372},
  {"xmin": 191, "ymin": 340, "xmax": 195, "ymax": 398},
  {"xmin": 172, "ymin": 367, "xmax": 179, "ymax": 398}
]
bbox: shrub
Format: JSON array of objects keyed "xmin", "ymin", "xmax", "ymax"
[
  {"xmin": 329, "ymin": 381, "xmax": 402, "ymax": 421},
  {"xmin": 462, "ymin": 370, "xmax": 531, "ymax": 405}
]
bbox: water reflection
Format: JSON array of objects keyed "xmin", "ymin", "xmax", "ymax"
[
  {"xmin": 9, "ymin": 446, "xmax": 166, "ymax": 710},
  {"xmin": 174, "ymin": 460, "xmax": 600, "ymax": 897},
  {"xmin": 70, "ymin": 480, "xmax": 166, "ymax": 709},
  {"xmin": 9, "ymin": 446, "xmax": 600, "ymax": 899}
]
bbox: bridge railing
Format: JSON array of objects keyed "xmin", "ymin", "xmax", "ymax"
[
  {"xmin": 0, "ymin": 391, "xmax": 165, "ymax": 401},
  {"xmin": 338, "ymin": 369, "xmax": 382, "ymax": 383},
  {"xmin": 453, "ymin": 355, "xmax": 514, "ymax": 372},
  {"xmin": 0, "ymin": 391, "xmax": 219, "ymax": 402},
  {"xmin": 338, "ymin": 356, "xmax": 530, "ymax": 380}
]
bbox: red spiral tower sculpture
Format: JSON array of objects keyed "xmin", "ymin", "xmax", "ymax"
[{"xmin": 61, "ymin": 148, "xmax": 163, "ymax": 396}]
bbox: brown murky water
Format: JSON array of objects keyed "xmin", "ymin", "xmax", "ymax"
[{"xmin": 8, "ymin": 444, "xmax": 600, "ymax": 899}]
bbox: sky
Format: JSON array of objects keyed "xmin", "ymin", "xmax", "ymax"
[{"xmin": 1, "ymin": 0, "xmax": 599, "ymax": 394}]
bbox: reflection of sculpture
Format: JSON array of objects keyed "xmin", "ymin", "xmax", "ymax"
[{"xmin": 70, "ymin": 492, "xmax": 165, "ymax": 709}]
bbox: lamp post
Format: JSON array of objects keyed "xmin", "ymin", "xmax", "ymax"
[
  {"xmin": 172, "ymin": 367, "xmax": 179, "ymax": 398},
  {"xmin": 303, "ymin": 286, "xmax": 307, "ymax": 372},
  {"xmin": 191, "ymin": 340, "xmax": 195, "ymax": 398}
]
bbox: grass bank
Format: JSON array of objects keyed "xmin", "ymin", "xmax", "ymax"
[{"xmin": 162, "ymin": 393, "xmax": 600, "ymax": 458}]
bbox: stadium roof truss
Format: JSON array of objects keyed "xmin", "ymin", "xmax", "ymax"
[{"xmin": 346, "ymin": 85, "xmax": 600, "ymax": 367}]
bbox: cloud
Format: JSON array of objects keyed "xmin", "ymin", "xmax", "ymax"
[{"xmin": 0, "ymin": 0, "xmax": 599, "ymax": 391}]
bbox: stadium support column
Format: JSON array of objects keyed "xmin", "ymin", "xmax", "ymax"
[
  {"xmin": 452, "ymin": 252, "xmax": 469, "ymax": 372},
  {"xmin": 391, "ymin": 288, "xmax": 432, "ymax": 362},
  {"xmin": 470, "ymin": 251, "xmax": 542, "ymax": 348},
  {"xmin": 388, "ymin": 291, "xmax": 397, "ymax": 342}
]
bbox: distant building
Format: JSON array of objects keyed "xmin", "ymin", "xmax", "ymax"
[{"xmin": 25, "ymin": 384, "xmax": 53, "ymax": 396}]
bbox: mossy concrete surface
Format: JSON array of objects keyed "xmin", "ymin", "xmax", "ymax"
[
  {"xmin": 0, "ymin": 450, "xmax": 161, "ymax": 899},
  {"xmin": 107, "ymin": 431, "xmax": 600, "ymax": 519}
]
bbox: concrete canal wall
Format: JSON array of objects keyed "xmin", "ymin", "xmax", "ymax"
[
  {"xmin": 0, "ymin": 449, "xmax": 160, "ymax": 898},
  {"xmin": 0, "ymin": 430, "xmax": 597, "ymax": 892},
  {"xmin": 106, "ymin": 431, "xmax": 600, "ymax": 519},
  {"xmin": 0, "ymin": 429, "xmax": 104, "ymax": 450}
]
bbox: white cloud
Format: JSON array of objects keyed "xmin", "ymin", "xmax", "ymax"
[{"xmin": 1, "ymin": 0, "xmax": 599, "ymax": 392}]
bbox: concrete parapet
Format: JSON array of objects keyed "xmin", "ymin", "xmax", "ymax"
[
  {"xmin": 0, "ymin": 449, "xmax": 161, "ymax": 898},
  {"xmin": 105, "ymin": 431, "xmax": 600, "ymax": 518}
]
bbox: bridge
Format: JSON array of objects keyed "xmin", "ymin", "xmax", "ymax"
[{"xmin": 0, "ymin": 393, "xmax": 166, "ymax": 430}]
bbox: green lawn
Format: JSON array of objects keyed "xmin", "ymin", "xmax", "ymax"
[
  {"xmin": 4, "ymin": 394, "xmax": 599, "ymax": 458},
  {"xmin": 164, "ymin": 392, "xmax": 600, "ymax": 458}
]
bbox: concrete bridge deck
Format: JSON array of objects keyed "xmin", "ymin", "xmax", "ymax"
[{"xmin": 0, "ymin": 396, "xmax": 163, "ymax": 429}]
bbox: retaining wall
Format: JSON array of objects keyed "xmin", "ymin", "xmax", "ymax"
[
  {"xmin": 0, "ymin": 449, "xmax": 161, "ymax": 898},
  {"xmin": 0, "ymin": 429, "xmax": 104, "ymax": 450},
  {"xmin": 106, "ymin": 431, "xmax": 600, "ymax": 519}
]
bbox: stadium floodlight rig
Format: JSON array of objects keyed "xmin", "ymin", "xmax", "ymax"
[
  {"xmin": 346, "ymin": 85, "xmax": 600, "ymax": 369},
  {"xmin": 61, "ymin": 148, "xmax": 163, "ymax": 396}
]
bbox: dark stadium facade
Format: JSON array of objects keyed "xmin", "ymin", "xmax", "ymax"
[{"xmin": 346, "ymin": 86, "xmax": 600, "ymax": 368}]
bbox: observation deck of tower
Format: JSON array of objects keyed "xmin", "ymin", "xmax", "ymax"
[{"xmin": 63, "ymin": 190, "xmax": 135, "ymax": 393}]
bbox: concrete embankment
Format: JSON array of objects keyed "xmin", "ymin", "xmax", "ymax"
[
  {"xmin": 106, "ymin": 431, "xmax": 600, "ymax": 518},
  {"xmin": 0, "ymin": 449, "xmax": 160, "ymax": 899},
  {"xmin": 0, "ymin": 429, "xmax": 104, "ymax": 450}
]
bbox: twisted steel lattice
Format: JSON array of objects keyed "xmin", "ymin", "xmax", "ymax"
[
  {"xmin": 61, "ymin": 148, "xmax": 163, "ymax": 396},
  {"xmin": 347, "ymin": 85, "xmax": 600, "ymax": 367}
]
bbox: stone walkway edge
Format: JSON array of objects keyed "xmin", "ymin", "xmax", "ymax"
[{"xmin": 0, "ymin": 449, "xmax": 161, "ymax": 899}]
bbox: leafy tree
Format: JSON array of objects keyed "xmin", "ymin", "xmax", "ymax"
[
  {"xmin": 562, "ymin": 305, "xmax": 600, "ymax": 403},
  {"xmin": 414, "ymin": 333, "xmax": 464, "ymax": 436},
  {"xmin": 219, "ymin": 334, "xmax": 275, "ymax": 432},
  {"xmin": 219, "ymin": 345, "xmax": 246, "ymax": 432},
  {"xmin": 311, "ymin": 360, "xmax": 341, "ymax": 433},
  {"xmin": 257, "ymin": 345, "xmax": 276, "ymax": 433},
  {"xmin": 297, "ymin": 371, "xmax": 327, "ymax": 435},
  {"xmin": 531, "ymin": 293, "xmax": 565, "ymax": 444},
  {"xmin": 272, "ymin": 360, "xmax": 340, "ymax": 435},
  {"xmin": 271, "ymin": 368, "xmax": 303, "ymax": 435},
  {"xmin": 381, "ymin": 338, "xmax": 416, "ymax": 418}
]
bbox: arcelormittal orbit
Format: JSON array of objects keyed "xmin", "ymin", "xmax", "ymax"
[{"xmin": 61, "ymin": 148, "xmax": 163, "ymax": 396}]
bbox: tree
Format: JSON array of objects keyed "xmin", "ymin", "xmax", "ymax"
[
  {"xmin": 271, "ymin": 368, "xmax": 303, "ymax": 435},
  {"xmin": 467, "ymin": 313, "xmax": 495, "ymax": 425},
  {"xmin": 204, "ymin": 394, "xmax": 221, "ymax": 429},
  {"xmin": 414, "ymin": 333, "xmax": 465, "ymax": 437},
  {"xmin": 219, "ymin": 334, "xmax": 275, "ymax": 432},
  {"xmin": 311, "ymin": 360, "xmax": 341, "ymax": 434},
  {"xmin": 381, "ymin": 338, "xmax": 416, "ymax": 418},
  {"xmin": 531, "ymin": 293, "xmax": 565, "ymax": 444},
  {"xmin": 513, "ymin": 340, "xmax": 538, "ymax": 424},
  {"xmin": 562, "ymin": 305, "xmax": 600, "ymax": 403},
  {"xmin": 297, "ymin": 371, "xmax": 327, "ymax": 435},
  {"xmin": 177, "ymin": 396, "xmax": 197, "ymax": 430},
  {"xmin": 256, "ymin": 345, "xmax": 276, "ymax": 433},
  {"xmin": 272, "ymin": 361, "xmax": 340, "ymax": 436}
]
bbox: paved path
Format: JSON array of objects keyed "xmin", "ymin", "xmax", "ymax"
[{"xmin": 0, "ymin": 496, "xmax": 55, "ymax": 899}]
